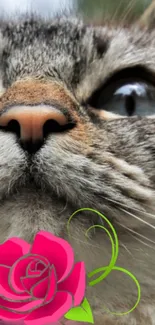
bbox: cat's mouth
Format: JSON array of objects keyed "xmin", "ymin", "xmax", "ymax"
[
  {"xmin": 16, "ymin": 172, "xmax": 55, "ymax": 196},
  {"xmin": 0, "ymin": 159, "xmax": 55, "ymax": 202},
  {"xmin": 2, "ymin": 174, "xmax": 64, "ymax": 211}
]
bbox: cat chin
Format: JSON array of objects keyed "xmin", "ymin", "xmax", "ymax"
[{"xmin": 0, "ymin": 189, "xmax": 70, "ymax": 243}]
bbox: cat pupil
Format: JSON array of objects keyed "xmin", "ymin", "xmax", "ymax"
[{"xmin": 125, "ymin": 94, "xmax": 136, "ymax": 116}]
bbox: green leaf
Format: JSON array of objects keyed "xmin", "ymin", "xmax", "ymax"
[{"xmin": 64, "ymin": 298, "xmax": 94, "ymax": 323}]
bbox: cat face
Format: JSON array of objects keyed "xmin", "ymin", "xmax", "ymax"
[
  {"xmin": 1, "ymin": 15, "xmax": 155, "ymax": 325},
  {"xmin": 0, "ymin": 17, "xmax": 155, "ymax": 242}
]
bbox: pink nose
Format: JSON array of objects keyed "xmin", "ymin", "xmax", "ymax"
[{"xmin": 0, "ymin": 104, "xmax": 73, "ymax": 153}]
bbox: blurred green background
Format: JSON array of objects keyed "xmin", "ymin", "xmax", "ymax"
[
  {"xmin": 75, "ymin": 0, "xmax": 152, "ymax": 23},
  {"xmin": 0, "ymin": 0, "xmax": 152, "ymax": 23}
]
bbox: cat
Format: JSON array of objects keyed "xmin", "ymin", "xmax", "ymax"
[{"xmin": 0, "ymin": 13, "xmax": 155, "ymax": 325}]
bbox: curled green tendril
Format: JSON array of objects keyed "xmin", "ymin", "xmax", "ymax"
[{"xmin": 67, "ymin": 208, "xmax": 141, "ymax": 316}]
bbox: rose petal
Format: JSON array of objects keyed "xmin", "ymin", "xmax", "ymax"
[
  {"xmin": 10, "ymin": 255, "xmax": 49, "ymax": 293},
  {"xmin": 31, "ymin": 277, "xmax": 49, "ymax": 299},
  {"xmin": 30, "ymin": 266, "xmax": 56, "ymax": 300},
  {"xmin": 21, "ymin": 267, "xmax": 49, "ymax": 293},
  {"xmin": 0, "ymin": 238, "xmax": 30, "ymax": 267},
  {"xmin": 0, "ymin": 265, "xmax": 30, "ymax": 301},
  {"xmin": 31, "ymin": 231, "xmax": 74, "ymax": 282},
  {"xmin": 0, "ymin": 308, "xmax": 27, "ymax": 321},
  {"xmin": 35, "ymin": 262, "xmax": 46, "ymax": 272},
  {"xmin": 26, "ymin": 260, "xmax": 42, "ymax": 276},
  {"xmin": 0, "ymin": 296, "xmax": 43, "ymax": 313},
  {"xmin": 58, "ymin": 262, "xmax": 86, "ymax": 306},
  {"xmin": 24, "ymin": 291, "xmax": 73, "ymax": 325},
  {"xmin": 44, "ymin": 266, "xmax": 57, "ymax": 303}
]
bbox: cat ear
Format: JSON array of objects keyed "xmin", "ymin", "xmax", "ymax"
[{"xmin": 138, "ymin": 1, "xmax": 155, "ymax": 29}]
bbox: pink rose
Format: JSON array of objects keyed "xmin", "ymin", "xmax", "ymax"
[{"xmin": 0, "ymin": 231, "xmax": 86, "ymax": 325}]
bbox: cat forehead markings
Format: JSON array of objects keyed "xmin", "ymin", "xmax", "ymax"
[
  {"xmin": 2, "ymin": 18, "xmax": 155, "ymax": 135},
  {"xmin": 2, "ymin": 18, "xmax": 155, "ymax": 105}
]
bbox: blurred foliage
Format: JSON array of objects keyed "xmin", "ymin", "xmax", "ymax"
[{"xmin": 75, "ymin": 0, "xmax": 152, "ymax": 23}]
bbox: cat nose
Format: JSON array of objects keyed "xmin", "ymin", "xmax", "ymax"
[{"xmin": 0, "ymin": 105, "xmax": 74, "ymax": 153}]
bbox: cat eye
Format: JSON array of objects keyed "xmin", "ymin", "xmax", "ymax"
[
  {"xmin": 87, "ymin": 67, "xmax": 155, "ymax": 117},
  {"xmin": 91, "ymin": 81, "xmax": 155, "ymax": 116}
]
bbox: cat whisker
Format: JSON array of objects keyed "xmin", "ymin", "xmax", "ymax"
[
  {"xmin": 68, "ymin": 235, "xmax": 104, "ymax": 251},
  {"xmin": 120, "ymin": 0, "xmax": 136, "ymax": 24},
  {"xmin": 104, "ymin": 196, "xmax": 155, "ymax": 220},
  {"xmin": 128, "ymin": 232, "xmax": 155, "ymax": 251},
  {"xmin": 111, "ymin": 0, "xmax": 126, "ymax": 23},
  {"xmin": 116, "ymin": 220, "xmax": 155, "ymax": 245},
  {"xmin": 120, "ymin": 208, "xmax": 155, "ymax": 230},
  {"xmin": 119, "ymin": 240, "xmax": 133, "ymax": 256}
]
